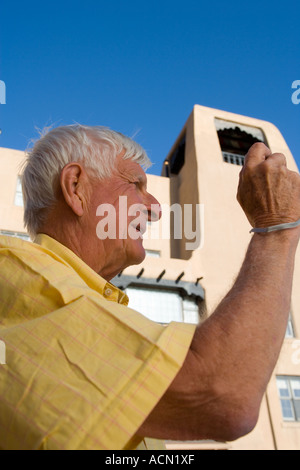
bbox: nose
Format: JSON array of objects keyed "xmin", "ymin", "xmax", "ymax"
[{"xmin": 145, "ymin": 193, "xmax": 162, "ymax": 222}]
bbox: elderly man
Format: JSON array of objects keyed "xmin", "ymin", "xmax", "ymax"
[{"xmin": 0, "ymin": 125, "xmax": 300, "ymax": 450}]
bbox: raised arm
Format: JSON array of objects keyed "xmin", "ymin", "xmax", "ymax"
[{"xmin": 138, "ymin": 143, "xmax": 300, "ymax": 442}]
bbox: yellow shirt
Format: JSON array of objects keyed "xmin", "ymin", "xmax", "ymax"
[{"xmin": 0, "ymin": 234, "xmax": 196, "ymax": 450}]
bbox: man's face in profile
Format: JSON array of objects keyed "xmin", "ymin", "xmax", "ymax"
[{"xmin": 87, "ymin": 153, "xmax": 161, "ymax": 279}]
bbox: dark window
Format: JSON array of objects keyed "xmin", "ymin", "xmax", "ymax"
[
  {"xmin": 215, "ymin": 119, "xmax": 267, "ymax": 166},
  {"xmin": 168, "ymin": 134, "xmax": 186, "ymax": 175}
]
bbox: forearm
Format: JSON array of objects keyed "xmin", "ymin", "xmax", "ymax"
[{"xmin": 191, "ymin": 228, "xmax": 300, "ymax": 407}]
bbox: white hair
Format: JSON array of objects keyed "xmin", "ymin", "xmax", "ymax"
[{"xmin": 21, "ymin": 124, "xmax": 152, "ymax": 239}]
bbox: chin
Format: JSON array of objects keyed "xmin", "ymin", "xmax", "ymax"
[{"xmin": 127, "ymin": 242, "xmax": 146, "ymax": 267}]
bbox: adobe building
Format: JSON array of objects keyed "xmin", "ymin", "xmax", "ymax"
[{"xmin": 0, "ymin": 105, "xmax": 299, "ymax": 449}]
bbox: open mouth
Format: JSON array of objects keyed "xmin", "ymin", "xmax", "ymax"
[
  {"xmin": 133, "ymin": 223, "xmax": 146, "ymax": 236},
  {"xmin": 135, "ymin": 224, "xmax": 143, "ymax": 234}
]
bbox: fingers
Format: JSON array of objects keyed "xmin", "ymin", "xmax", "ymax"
[
  {"xmin": 237, "ymin": 142, "xmax": 300, "ymax": 228},
  {"xmin": 243, "ymin": 143, "xmax": 287, "ymax": 170},
  {"xmin": 244, "ymin": 143, "xmax": 272, "ymax": 168},
  {"xmin": 265, "ymin": 152, "xmax": 287, "ymax": 167}
]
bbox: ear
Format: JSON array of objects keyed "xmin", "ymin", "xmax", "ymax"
[{"xmin": 60, "ymin": 163, "xmax": 87, "ymax": 217}]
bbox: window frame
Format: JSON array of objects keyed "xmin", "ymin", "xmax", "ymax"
[
  {"xmin": 214, "ymin": 118, "xmax": 268, "ymax": 166},
  {"xmin": 276, "ymin": 376, "xmax": 300, "ymax": 422}
]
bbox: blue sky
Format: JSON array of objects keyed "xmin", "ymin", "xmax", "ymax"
[{"xmin": 0, "ymin": 0, "xmax": 299, "ymax": 175}]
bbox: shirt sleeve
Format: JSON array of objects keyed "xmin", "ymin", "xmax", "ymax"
[{"xmin": 0, "ymin": 245, "xmax": 196, "ymax": 450}]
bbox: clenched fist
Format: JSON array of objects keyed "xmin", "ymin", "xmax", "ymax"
[{"xmin": 237, "ymin": 143, "xmax": 300, "ymax": 229}]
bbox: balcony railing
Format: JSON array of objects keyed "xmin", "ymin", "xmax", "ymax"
[{"xmin": 222, "ymin": 151, "xmax": 245, "ymax": 166}]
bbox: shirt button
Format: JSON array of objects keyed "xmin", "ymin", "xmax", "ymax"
[{"xmin": 104, "ymin": 288, "xmax": 113, "ymax": 297}]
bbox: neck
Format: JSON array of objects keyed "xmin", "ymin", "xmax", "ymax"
[{"xmin": 39, "ymin": 210, "xmax": 106, "ymax": 276}]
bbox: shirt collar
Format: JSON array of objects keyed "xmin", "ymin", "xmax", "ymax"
[{"xmin": 34, "ymin": 234, "xmax": 129, "ymax": 306}]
